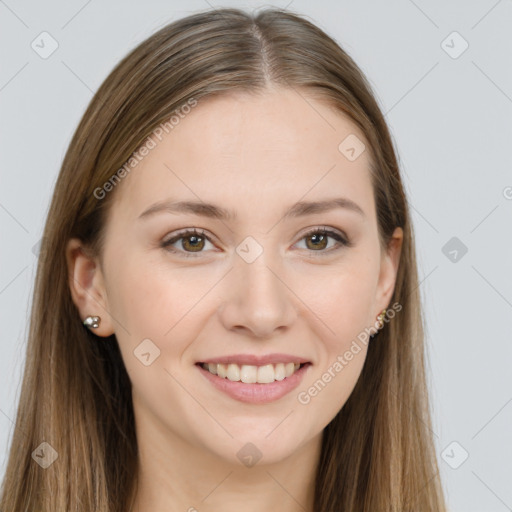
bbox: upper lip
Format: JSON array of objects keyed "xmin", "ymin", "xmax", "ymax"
[{"xmin": 198, "ymin": 353, "xmax": 311, "ymax": 366}]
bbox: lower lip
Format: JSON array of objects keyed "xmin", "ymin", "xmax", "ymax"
[{"xmin": 196, "ymin": 363, "xmax": 311, "ymax": 404}]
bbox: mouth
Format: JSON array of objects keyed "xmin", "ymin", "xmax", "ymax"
[
  {"xmin": 197, "ymin": 361, "xmax": 309, "ymax": 384},
  {"xmin": 195, "ymin": 361, "xmax": 312, "ymax": 404}
]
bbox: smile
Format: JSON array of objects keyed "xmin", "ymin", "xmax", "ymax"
[
  {"xmin": 200, "ymin": 362, "xmax": 303, "ymax": 384},
  {"xmin": 196, "ymin": 361, "xmax": 312, "ymax": 404}
]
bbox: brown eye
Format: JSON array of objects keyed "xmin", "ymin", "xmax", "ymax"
[
  {"xmin": 305, "ymin": 232, "xmax": 329, "ymax": 250},
  {"xmin": 161, "ymin": 226, "xmax": 351, "ymax": 259},
  {"xmin": 161, "ymin": 228, "xmax": 213, "ymax": 257},
  {"xmin": 180, "ymin": 233, "xmax": 205, "ymax": 252},
  {"xmin": 296, "ymin": 227, "xmax": 350, "ymax": 255}
]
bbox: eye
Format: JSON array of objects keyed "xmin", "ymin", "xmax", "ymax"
[
  {"xmin": 161, "ymin": 228, "xmax": 215, "ymax": 258},
  {"xmin": 161, "ymin": 226, "xmax": 352, "ymax": 258},
  {"xmin": 294, "ymin": 227, "xmax": 351, "ymax": 256}
]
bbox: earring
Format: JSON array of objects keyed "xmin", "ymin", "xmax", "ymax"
[
  {"xmin": 83, "ymin": 316, "xmax": 101, "ymax": 329},
  {"xmin": 377, "ymin": 309, "xmax": 387, "ymax": 330}
]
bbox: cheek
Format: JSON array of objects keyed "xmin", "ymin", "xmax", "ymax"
[
  {"xmin": 100, "ymin": 240, "xmax": 380, "ymax": 457},
  {"xmin": 105, "ymin": 251, "xmax": 224, "ymax": 372},
  {"xmin": 105, "ymin": 256, "xmax": 207, "ymax": 424},
  {"xmin": 294, "ymin": 264, "xmax": 376, "ymax": 423},
  {"xmin": 297, "ymin": 255, "xmax": 379, "ymax": 345},
  {"xmin": 291, "ymin": 254, "xmax": 378, "ymax": 415},
  {"xmin": 106, "ymin": 247, "xmax": 207, "ymax": 331},
  {"xmin": 108, "ymin": 242, "xmax": 379, "ymax": 367}
]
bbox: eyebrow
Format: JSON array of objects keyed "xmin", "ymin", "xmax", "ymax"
[{"xmin": 137, "ymin": 197, "xmax": 365, "ymax": 221}]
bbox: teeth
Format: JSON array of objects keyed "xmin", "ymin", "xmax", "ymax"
[
  {"xmin": 226, "ymin": 363, "xmax": 240, "ymax": 382},
  {"xmin": 201, "ymin": 361, "xmax": 303, "ymax": 383},
  {"xmin": 217, "ymin": 363, "xmax": 228, "ymax": 379},
  {"xmin": 240, "ymin": 364, "xmax": 257, "ymax": 384},
  {"xmin": 274, "ymin": 363, "xmax": 286, "ymax": 381},
  {"xmin": 257, "ymin": 364, "xmax": 275, "ymax": 384}
]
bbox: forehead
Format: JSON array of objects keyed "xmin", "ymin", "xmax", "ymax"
[{"xmin": 110, "ymin": 87, "xmax": 375, "ymax": 225}]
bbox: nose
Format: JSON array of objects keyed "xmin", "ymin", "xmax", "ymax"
[{"xmin": 218, "ymin": 251, "xmax": 298, "ymax": 339}]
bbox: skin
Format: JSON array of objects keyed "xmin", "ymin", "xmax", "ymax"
[{"xmin": 67, "ymin": 86, "xmax": 403, "ymax": 512}]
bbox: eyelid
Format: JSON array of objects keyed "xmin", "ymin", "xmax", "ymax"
[
  {"xmin": 161, "ymin": 225, "xmax": 352, "ymax": 258},
  {"xmin": 297, "ymin": 225, "xmax": 350, "ymax": 244},
  {"xmin": 292, "ymin": 226, "xmax": 352, "ymax": 255},
  {"xmin": 161, "ymin": 228, "xmax": 217, "ymax": 256},
  {"xmin": 161, "ymin": 227, "xmax": 211, "ymax": 245}
]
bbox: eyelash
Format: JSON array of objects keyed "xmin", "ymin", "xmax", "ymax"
[{"xmin": 160, "ymin": 227, "xmax": 352, "ymax": 259}]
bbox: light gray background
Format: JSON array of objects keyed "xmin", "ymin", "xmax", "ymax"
[{"xmin": 1, "ymin": 1, "xmax": 511, "ymax": 511}]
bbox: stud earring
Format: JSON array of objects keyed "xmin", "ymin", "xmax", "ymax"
[
  {"xmin": 83, "ymin": 316, "xmax": 101, "ymax": 329},
  {"xmin": 377, "ymin": 309, "xmax": 387, "ymax": 330}
]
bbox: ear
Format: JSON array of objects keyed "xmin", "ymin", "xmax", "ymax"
[
  {"xmin": 374, "ymin": 227, "xmax": 403, "ymax": 317},
  {"xmin": 65, "ymin": 238, "xmax": 115, "ymax": 337}
]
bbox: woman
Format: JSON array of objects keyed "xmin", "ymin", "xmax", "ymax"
[{"xmin": 0, "ymin": 7, "xmax": 447, "ymax": 511}]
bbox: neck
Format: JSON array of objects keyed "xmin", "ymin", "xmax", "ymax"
[{"xmin": 128, "ymin": 404, "xmax": 322, "ymax": 512}]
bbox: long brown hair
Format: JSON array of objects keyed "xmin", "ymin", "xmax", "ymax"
[{"xmin": 0, "ymin": 7, "xmax": 446, "ymax": 511}]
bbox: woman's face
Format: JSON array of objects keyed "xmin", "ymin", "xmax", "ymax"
[{"xmin": 69, "ymin": 87, "xmax": 402, "ymax": 467}]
